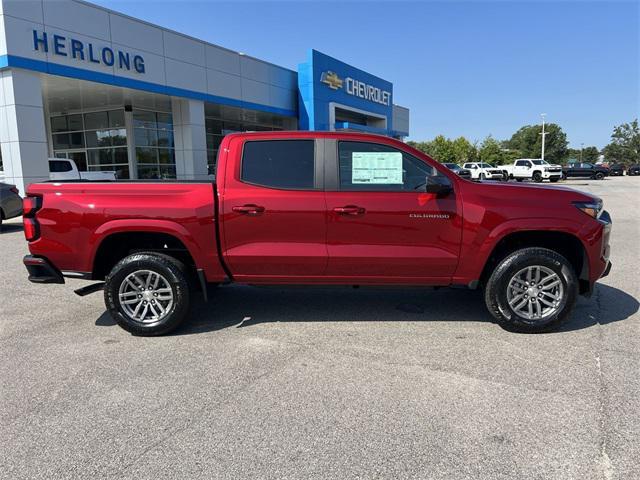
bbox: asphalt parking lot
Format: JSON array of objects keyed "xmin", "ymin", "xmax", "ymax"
[{"xmin": 1, "ymin": 176, "xmax": 638, "ymax": 480}]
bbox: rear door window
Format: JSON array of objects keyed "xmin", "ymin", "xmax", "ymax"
[
  {"xmin": 241, "ymin": 140, "xmax": 315, "ymax": 189},
  {"xmin": 49, "ymin": 160, "xmax": 73, "ymax": 172}
]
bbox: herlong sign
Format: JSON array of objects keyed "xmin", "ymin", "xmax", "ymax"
[{"xmin": 32, "ymin": 30, "xmax": 145, "ymax": 74}]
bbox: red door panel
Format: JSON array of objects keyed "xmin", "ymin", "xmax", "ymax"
[{"xmin": 325, "ymin": 191, "xmax": 462, "ymax": 279}]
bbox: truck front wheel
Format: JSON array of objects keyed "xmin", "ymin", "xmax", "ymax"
[
  {"xmin": 532, "ymin": 171, "xmax": 543, "ymax": 182},
  {"xmin": 484, "ymin": 248, "xmax": 578, "ymax": 333},
  {"xmin": 104, "ymin": 253, "xmax": 191, "ymax": 336}
]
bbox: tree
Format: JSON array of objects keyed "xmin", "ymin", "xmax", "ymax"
[
  {"xmin": 602, "ymin": 119, "xmax": 640, "ymax": 165},
  {"xmin": 408, "ymin": 135, "xmax": 477, "ymax": 164},
  {"xmin": 582, "ymin": 146, "xmax": 599, "ymax": 163},
  {"xmin": 505, "ymin": 123, "xmax": 568, "ymax": 163}
]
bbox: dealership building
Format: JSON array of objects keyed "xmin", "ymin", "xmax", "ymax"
[{"xmin": 0, "ymin": 0, "xmax": 410, "ymax": 192}]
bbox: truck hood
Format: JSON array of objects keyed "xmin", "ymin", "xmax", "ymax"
[{"xmin": 465, "ymin": 179, "xmax": 599, "ymax": 203}]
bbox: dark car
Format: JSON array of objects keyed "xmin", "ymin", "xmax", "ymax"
[
  {"xmin": 442, "ymin": 163, "xmax": 472, "ymax": 179},
  {"xmin": 562, "ymin": 162, "xmax": 609, "ymax": 180},
  {"xmin": 609, "ymin": 164, "xmax": 625, "ymax": 176},
  {"xmin": 1, "ymin": 182, "xmax": 23, "ymax": 227},
  {"xmin": 628, "ymin": 164, "xmax": 640, "ymax": 176}
]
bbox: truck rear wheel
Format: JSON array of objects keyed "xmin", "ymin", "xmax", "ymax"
[
  {"xmin": 104, "ymin": 253, "xmax": 191, "ymax": 336},
  {"xmin": 484, "ymin": 248, "xmax": 578, "ymax": 333}
]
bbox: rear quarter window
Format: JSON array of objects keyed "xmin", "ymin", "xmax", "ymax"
[
  {"xmin": 49, "ymin": 160, "xmax": 73, "ymax": 172},
  {"xmin": 241, "ymin": 140, "xmax": 315, "ymax": 189}
]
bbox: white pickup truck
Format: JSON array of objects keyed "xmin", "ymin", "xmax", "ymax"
[
  {"xmin": 501, "ymin": 159, "xmax": 563, "ymax": 183},
  {"xmin": 462, "ymin": 162, "xmax": 505, "ymax": 181},
  {"xmin": 49, "ymin": 159, "xmax": 116, "ymax": 181}
]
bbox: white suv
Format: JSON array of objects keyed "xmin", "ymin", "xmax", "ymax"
[{"xmin": 462, "ymin": 162, "xmax": 505, "ymax": 181}]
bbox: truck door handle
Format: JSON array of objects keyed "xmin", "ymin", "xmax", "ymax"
[
  {"xmin": 334, "ymin": 205, "xmax": 365, "ymax": 216},
  {"xmin": 232, "ymin": 204, "xmax": 265, "ymax": 215}
]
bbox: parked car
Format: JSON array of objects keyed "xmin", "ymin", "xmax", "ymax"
[
  {"xmin": 628, "ymin": 164, "xmax": 640, "ymax": 176},
  {"xmin": 442, "ymin": 163, "xmax": 472, "ymax": 179},
  {"xmin": 0, "ymin": 182, "xmax": 23, "ymax": 227},
  {"xmin": 22, "ymin": 131, "xmax": 611, "ymax": 335},
  {"xmin": 49, "ymin": 159, "xmax": 116, "ymax": 181},
  {"xmin": 462, "ymin": 162, "xmax": 504, "ymax": 181},
  {"xmin": 562, "ymin": 162, "xmax": 609, "ymax": 180},
  {"xmin": 502, "ymin": 159, "xmax": 563, "ymax": 183},
  {"xmin": 608, "ymin": 164, "xmax": 625, "ymax": 176}
]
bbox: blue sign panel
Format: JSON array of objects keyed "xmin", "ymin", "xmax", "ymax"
[{"xmin": 298, "ymin": 49, "xmax": 393, "ymax": 133}]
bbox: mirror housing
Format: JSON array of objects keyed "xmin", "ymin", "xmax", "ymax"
[{"xmin": 425, "ymin": 175, "xmax": 453, "ymax": 196}]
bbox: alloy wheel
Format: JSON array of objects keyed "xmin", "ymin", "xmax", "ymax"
[
  {"xmin": 118, "ymin": 270, "xmax": 174, "ymax": 323},
  {"xmin": 506, "ymin": 265, "xmax": 564, "ymax": 322}
]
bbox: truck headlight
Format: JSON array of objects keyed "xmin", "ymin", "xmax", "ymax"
[{"xmin": 574, "ymin": 200, "xmax": 603, "ymax": 219}]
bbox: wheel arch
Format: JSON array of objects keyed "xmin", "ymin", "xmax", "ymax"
[
  {"xmin": 90, "ymin": 225, "xmax": 199, "ymax": 280},
  {"xmin": 479, "ymin": 230, "xmax": 590, "ymax": 294}
]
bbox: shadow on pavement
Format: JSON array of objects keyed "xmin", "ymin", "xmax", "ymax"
[
  {"xmin": 0, "ymin": 223, "xmax": 23, "ymax": 234},
  {"xmin": 95, "ymin": 282, "xmax": 638, "ymax": 336}
]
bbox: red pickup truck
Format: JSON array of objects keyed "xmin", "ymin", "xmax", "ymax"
[{"xmin": 22, "ymin": 132, "xmax": 611, "ymax": 335}]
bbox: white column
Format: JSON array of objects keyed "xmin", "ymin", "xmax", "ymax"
[
  {"xmin": 0, "ymin": 69, "xmax": 50, "ymax": 193},
  {"xmin": 171, "ymin": 98, "xmax": 208, "ymax": 180}
]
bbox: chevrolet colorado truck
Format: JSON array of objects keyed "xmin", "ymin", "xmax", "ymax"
[{"xmin": 22, "ymin": 132, "xmax": 612, "ymax": 335}]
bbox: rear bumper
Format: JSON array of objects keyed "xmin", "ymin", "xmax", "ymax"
[{"xmin": 23, "ymin": 255, "xmax": 65, "ymax": 284}]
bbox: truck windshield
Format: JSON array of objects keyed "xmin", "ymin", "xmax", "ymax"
[{"xmin": 532, "ymin": 160, "xmax": 545, "ymax": 165}]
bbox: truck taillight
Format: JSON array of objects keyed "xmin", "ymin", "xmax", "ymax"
[
  {"xmin": 23, "ymin": 218, "xmax": 40, "ymax": 242},
  {"xmin": 22, "ymin": 196, "xmax": 42, "ymax": 217},
  {"xmin": 23, "ymin": 195, "xmax": 43, "ymax": 242}
]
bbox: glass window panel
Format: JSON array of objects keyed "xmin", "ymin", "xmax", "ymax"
[
  {"xmin": 137, "ymin": 165, "xmax": 160, "ymax": 179},
  {"xmin": 69, "ymin": 152, "xmax": 87, "ymax": 171},
  {"xmin": 156, "ymin": 130, "xmax": 174, "ymax": 148},
  {"xmin": 337, "ymin": 141, "xmax": 439, "ymax": 192},
  {"xmin": 156, "ymin": 112, "xmax": 173, "ymax": 130},
  {"xmin": 113, "ymin": 147, "xmax": 128, "ymax": 165},
  {"xmin": 136, "ymin": 147, "xmax": 158, "ymax": 164},
  {"xmin": 223, "ymin": 122, "xmax": 242, "ymax": 133},
  {"xmin": 205, "ymin": 119, "xmax": 223, "ymax": 134},
  {"xmin": 241, "ymin": 140, "xmax": 315, "ymax": 189},
  {"xmin": 67, "ymin": 114, "xmax": 83, "ymax": 132},
  {"xmin": 159, "ymin": 164, "xmax": 177, "ymax": 179},
  {"xmin": 69, "ymin": 132, "xmax": 85, "ymax": 148},
  {"xmin": 84, "ymin": 111, "xmax": 109, "ymax": 130},
  {"xmin": 111, "ymin": 128, "xmax": 127, "ymax": 146},
  {"xmin": 134, "ymin": 128, "xmax": 158, "ymax": 147},
  {"xmin": 51, "ymin": 116, "xmax": 68, "ymax": 133},
  {"xmin": 85, "ymin": 130, "xmax": 112, "ymax": 148},
  {"xmin": 108, "ymin": 110, "xmax": 125, "ymax": 128},
  {"xmin": 52, "ymin": 133, "xmax": 70, "ymax": 149},
  {"xmin": 87, "ymin": 148, "xmax": 114, "ymax": 166},
  {"xmin": 133, "ymin": 110, "xmax": 157, "ymax": 128},
  {"xmin": 158, "ymin": 148, "xmax": 175, "ymax": 164}
]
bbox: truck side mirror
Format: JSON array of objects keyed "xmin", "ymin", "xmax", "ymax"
[{"xmin": 425, "ymin": 175, "xmax": 452, "ymax": 196}]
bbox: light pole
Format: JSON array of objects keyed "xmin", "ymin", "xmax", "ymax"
[
  {"xmin": 539, "ymin": 113, "xmax": 547, "ymax": 161},
  {"xmin": 580, "ymin": 143, "xmax": 584, "ymax": 162}
]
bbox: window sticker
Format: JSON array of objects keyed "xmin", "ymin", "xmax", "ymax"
[{"xmin": 351, "ymin": 151, "xmax": 403, "ymax": 184}]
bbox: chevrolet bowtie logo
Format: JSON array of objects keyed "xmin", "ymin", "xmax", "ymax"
[{"xmin": 320, "ymin": 71, "xmax": 343, "ymax": 90}]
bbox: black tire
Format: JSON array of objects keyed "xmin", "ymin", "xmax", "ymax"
[
  {"xmin": 594, "ymin": 172, "xmax": 605, "ymax": 180},
  {"xmin": 532, "ymin": 171, "xmax": 543, "ymax": 183},
  {"xmin": 516, "ymin": 178, "xmax": 523, "ymax": 182},
  {"xmin": 104, "ymin": 253, "xmax": 191, "ymax": 336},
  {"xmin": 550, "ymin": 178, "xmax": 559, "ymax": 183},
  {"xmin": 479, "ymin": 173, "xmax": 486, "ymax": 181},
  {"xmin": 484, "ymin": 247, "xmax": 578, "ymax": 333},
  {"xmin": 561, "ymin": 173, "xmax": 567, "ymax": 180}
]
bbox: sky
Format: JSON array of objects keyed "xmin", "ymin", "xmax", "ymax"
[{"xmin": 93, "ymin": 0, "xmax": 639, "ymax": 149}]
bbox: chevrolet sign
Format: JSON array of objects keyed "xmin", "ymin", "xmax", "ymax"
[{"xmin": 320, "ymin": 71, "xmax": 391, "ymax": 106}]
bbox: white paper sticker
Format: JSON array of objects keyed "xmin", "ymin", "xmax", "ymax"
[{"xmin": 351, "ymin": 151, "xmax": 403, "ymax": 184}]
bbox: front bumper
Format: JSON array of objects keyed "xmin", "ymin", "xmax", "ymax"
[{"xmin": 23, "ymin": 255, "xmax": 65, "ymax": 284}]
